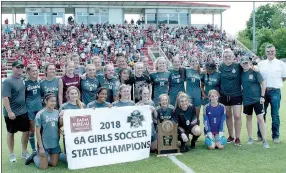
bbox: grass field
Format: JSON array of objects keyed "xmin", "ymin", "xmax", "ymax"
[{"xmin": 2, "ymin": 85, "xmax": 286, "ymax": 173}]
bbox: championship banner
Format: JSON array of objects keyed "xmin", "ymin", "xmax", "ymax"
[{"xmin": 63, "ymin": 106, "xmax": 152, "ymax": 170}]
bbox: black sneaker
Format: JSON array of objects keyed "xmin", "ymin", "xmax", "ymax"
[{"xmin": 25, "ymin": 152, "xmax": 36, "ymax": 165}]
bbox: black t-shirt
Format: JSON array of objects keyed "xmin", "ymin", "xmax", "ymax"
[
  {"xmin": 129, "ymin": 75, "xmax": 151, "ymax": 102},
  {"xmin": 173, "ymin": 106, "xmax": 197, "ymax": 134}
]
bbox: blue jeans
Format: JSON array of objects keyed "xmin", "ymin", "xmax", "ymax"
[{"xmin": 257, "ymin": 89, "xmax": 281, "ymax": 139}]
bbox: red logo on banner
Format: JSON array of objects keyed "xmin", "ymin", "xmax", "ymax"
[{"xmin": 70, "ymin": 115, "xmax": 92, "ymax": 133}]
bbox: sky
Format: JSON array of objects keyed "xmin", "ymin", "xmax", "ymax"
[{"xmin": 1, "ymin": 1, "xmax": 273, "ymax": 37}]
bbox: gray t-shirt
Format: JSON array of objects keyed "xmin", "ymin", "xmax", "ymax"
[
  {"xmin": 35, "ymin": 108, "xmax": 59, "ymax": 149},
  {"xmin": 112, "ymin": 100, "xmax": 135, "ymax": 107},
  {"xmin": 2, "ymin": 76, "xmax": 27, "ymax": 117}
]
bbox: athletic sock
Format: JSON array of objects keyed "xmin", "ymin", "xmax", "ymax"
[
  {"xmin": 29, "ymin": 133, "xmax": 36, "ymax": 151},
  {"xmin": 33, "ymin": 156, "xmax": 40, "ymax": 168}
]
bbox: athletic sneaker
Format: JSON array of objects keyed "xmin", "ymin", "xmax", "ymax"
[
  {"xmin": 21, "ymin": 151, "xmax": 30, "ymax": 159},
  {"xmin": 25, "ymin": 152, "xmax": 36, "ymax": 165},
  {"xmin": 10, "ymin": 153, "xmax": 16, "ymax": 163},
  {"xmin": 273, "ymin": 138, "xmax": 280, "ymax": 144},
  {"xmin": 247, "ymin": 138, "xmax": 254, "ymax": 145},
  {"xmin": 235, "ymin": 138, "xmax": 241, "ymax": 146},
  {"xmin": 227, "ymin": 136, "xmax": 235, "ymax": 143},
  {"xmin": 263, "ymin": 140, "xmax": 270, "ymax": 149}
]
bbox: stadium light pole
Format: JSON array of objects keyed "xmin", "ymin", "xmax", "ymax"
[{"xmin": 252, "ymin": 1, "xmax": 256, "ymax": 54}]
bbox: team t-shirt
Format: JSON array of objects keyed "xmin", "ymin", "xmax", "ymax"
[
  {"xmin": 25, "ymin": 79, "xmax": 42, "ymax": 112},
  {"xmin": 150, "ymin": 71, "xmax": 171, "ymax": 105},
  {"xmin": 81, "ymin": 77, "xmax": 100, "ymax": 105}
]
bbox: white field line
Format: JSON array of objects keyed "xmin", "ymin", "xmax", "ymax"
[{"xmin": 168, "ymin": 155, "xmax": 195, "ymax": 173}]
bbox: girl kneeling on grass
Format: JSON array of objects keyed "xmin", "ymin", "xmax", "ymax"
[
  {"xmin": 25, "ymin": 93, "xmax": 62, "ymax": 169},
  {"xmin": 174, "ymin": 92, "xmax": 201, "ymax": 153},
  {"xmin": 203, "ymin": 90, "xmax": 227, "ymax": 150},
  {"xmin": 59, "ymin": 86, "xmax": 85, "ymax": 164}
]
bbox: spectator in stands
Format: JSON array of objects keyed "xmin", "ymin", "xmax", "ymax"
[
  {"xmin": 2, "ymin": 60, "xmax": 30, "ymax": 162},
  {"xmin": 257, "ymin": 44, "xmax": 286, "ymax": 144},
  {"xmin": 219, "ymin": 49, "xmax": 242, "ymax": 146}
]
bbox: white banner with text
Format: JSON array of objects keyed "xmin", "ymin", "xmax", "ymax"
[{"xmin": 63, "ymin": 106, "xmax": 152, "ymax": 170}]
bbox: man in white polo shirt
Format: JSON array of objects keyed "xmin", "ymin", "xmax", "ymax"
[{"xmin": 257, "ymin": 44, "xmax": 286, "ymax": 144}]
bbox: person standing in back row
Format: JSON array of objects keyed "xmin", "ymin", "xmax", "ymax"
[
  {"xmin": 2, "ymin": 60, "xmax": 30, "ymax": 162},
  {"xmin": 257, "ymin": 44, "xmax": 286, "ymax": 144}
]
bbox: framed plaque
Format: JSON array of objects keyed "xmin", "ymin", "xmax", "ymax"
[{"xmin": 157, "ymin": 120, "xmax": 180, "ymax": 156}]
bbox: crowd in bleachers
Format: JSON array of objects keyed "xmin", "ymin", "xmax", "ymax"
[{"xmin": 1, "ymin": 22, "xmax": 252, "ymax": 72}]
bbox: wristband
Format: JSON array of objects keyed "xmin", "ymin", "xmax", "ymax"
[{"xmin": 261, "ymin": 96, "xmax": 265, "ymax": 98}]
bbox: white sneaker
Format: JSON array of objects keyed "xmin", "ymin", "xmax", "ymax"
[
  {"xmin": 21, "ymin": 151, "xmax": 30, "ymax": 159},
  {"xmin": 263, "ymin": 140, "xmax": 270, "ymax": 149},
  {"xmin": 10, "ymin": 153, "xmax": 16, "ymax": 163},
  {"xmin": 247, "ymin": 138, "xmax": 254, "ymax": 145}
]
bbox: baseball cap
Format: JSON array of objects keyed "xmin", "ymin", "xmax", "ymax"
[
  {"xmin": 240, "ymin": 56, "xmax": 250, "ymax": 63},
  {"xmin": 12, "ymin": 60, "xmax": 24, "ymax": 68}
]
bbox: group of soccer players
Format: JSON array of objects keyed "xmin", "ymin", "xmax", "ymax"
[{"xmin": 3, "ymin": 44, "xmax": 286, "ymax": 169}]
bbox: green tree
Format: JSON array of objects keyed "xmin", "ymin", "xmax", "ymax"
[
  {"xmin": 236, "ymin": 29, "xmax": 252, "ymax": 51},
  {"xmin": 246, "ymin": 3, "xmax": 277, "ymax": 40},
  {"xmin": 256, "ymin": 28, "xmax": 273, "ymax": 56},
  {"xmin": 272, "ymin": 28, "xmax": 286, "ymax": 59}
]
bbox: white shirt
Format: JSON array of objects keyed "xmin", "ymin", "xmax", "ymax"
[{"xmin": 258, "ymin": 58, "xmax": 286, "ymax": 88}]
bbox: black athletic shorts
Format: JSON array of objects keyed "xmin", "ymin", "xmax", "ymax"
[
  {"xmin": 243, "ymin": 102, "xmax": 264, "ymax": 115},
  {"xmin": 5, "ymin": 113, "xmax": 29, "ymax": 133},
  {"xmin": 220, "ymin": 94, "xmax": 242, "ymax": 106}
]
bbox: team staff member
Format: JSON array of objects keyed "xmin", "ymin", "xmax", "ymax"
[
  {"xmin": 169, "ymin": 57, "xmax": 185, "ymax": 106},
  {"xmin": 25, "ymin": 64, "xmax": 42, "ymax": 153},
  {"xmin": 25, "ymin": 93, "xmax": 61, "ymax": 169},
  {"xmin": 219, "ymin": 49, "xmax": 242, "ymax": 146},
  {"xmin": 58, "ymin": 61, "xmax": 81, "ymax": 106},
  {"xmin": 81, "ymin": 64, "xmax": 100, "ymax": 105},
  {"xmin": 204, "ymin": 90, "xmax": 226, "ymax": 150},
  {"xmin": 186, "ymin": 56, "xmax": 202, "ymax": 119},
  {"xmin": 150, "ymin": 57, "xmax": 171, "ymax": 105},
  {"xmin": 240, "ymin": 57, "xmax": 270, "ymax": 148},
  {"xmin": 40, "ymin": 63, "xmax": 60, "ymax": 108},
  {"xmin": 112, "ymin": 84, "xmax": 135, "ymax": 107},
  {"xmin": 59, "ymin": 86, "xmax": 85, "ymax": 163},
  {"xmin": 257, "ymin": 44, "xmax": 286, "ymax": 144},
  {"xmin": 174, "ymin": 93, "xmax": 201, "ymax": 152},
  {"xmin": 2, "ymin": 60, "xmax": 30, "ymax": 162},
  {"xmin": 201, "ymin": 62, "xmax": 220, "ymax": 105}
]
